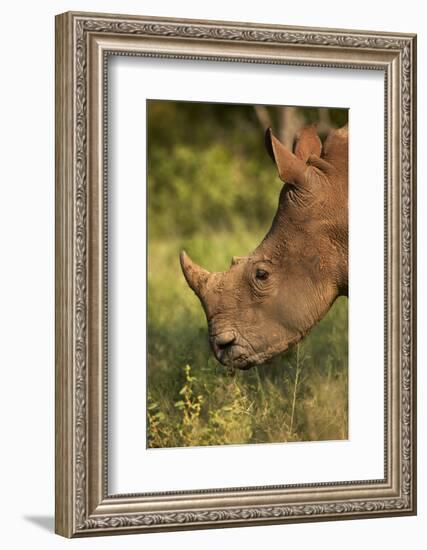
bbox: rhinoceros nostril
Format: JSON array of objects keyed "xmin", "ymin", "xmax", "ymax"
[{"xmin": 215, "ymin": 332, "xmax": 236, "ymax": 350}]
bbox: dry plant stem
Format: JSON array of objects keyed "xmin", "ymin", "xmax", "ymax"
[{"xmin": 289, "ymin": 344, "xmax": 302, "ymax": 438}]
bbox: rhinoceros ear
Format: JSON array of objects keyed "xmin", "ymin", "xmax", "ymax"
[
  {"xmin": 265, "ymin": 128, "xmax": 308, "ymax": 188},
  {"xmin": 294, "ymin": 125, "xmax": 322, "ymax": 162},
  {"xmin": 230, "ymin": 256, "xmax": 246, "ymax": 267}
]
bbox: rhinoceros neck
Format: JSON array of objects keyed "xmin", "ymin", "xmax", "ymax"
[{"xmin": 334, "ymin": 230, "xmax": 348, "ymax": 296}]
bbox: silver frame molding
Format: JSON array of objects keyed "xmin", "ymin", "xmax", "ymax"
[{"xmin": 55, "ymin": 11, "xmax": 417, "ymax": 538}]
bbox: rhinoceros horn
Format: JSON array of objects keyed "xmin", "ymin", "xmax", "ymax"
[{"xmin": 179, "ymin": 251, "xmax": 211, "ymax": 299}]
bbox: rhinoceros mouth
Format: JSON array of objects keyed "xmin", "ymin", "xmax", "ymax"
[
  {"xmin": 216, "ymin": 344, "xmax": 275, "ymax": 370},
  {"xmin": 217, "ymin": 339, "xmax": 292, "ymax": 370},
  {"xmin": 216, "ymin": 344, "xmax": 249, "ymax": 367},
  {"xmin": 210, "ymin": 327, "xmax": 293, "ymax": 370},
  {"xmin": 220, "ymin": 350, "xmax": 270, "ymax": 370},
  {"xmin": 209, "ymin": 330, "xmax": 254, "ymax": 369}
]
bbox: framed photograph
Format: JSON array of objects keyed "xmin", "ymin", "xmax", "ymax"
[{"xmin": 55, "ymin": 11, "xmax": 417, "ymax": 537}]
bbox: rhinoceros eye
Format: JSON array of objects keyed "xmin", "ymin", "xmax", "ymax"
[{"xmin": 255, "ymin": 268, "xmax": 269, "ymax": 281}]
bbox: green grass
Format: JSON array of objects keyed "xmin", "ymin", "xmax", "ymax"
[{"xmin": 147, "ymin": 229, "xmax": 348, "ymax": 448}]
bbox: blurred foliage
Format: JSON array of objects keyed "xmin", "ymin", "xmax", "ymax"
[
  {"xmin": 146, "ymin": 100, "xmax": 348, "ymax": 447},
  {"xmin": 147, "ymin": 100, "xmax": 348, "ymax": 239}
]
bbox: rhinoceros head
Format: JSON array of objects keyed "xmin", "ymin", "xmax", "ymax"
[{"xmin": 180, "ymin": 124, "xmax": 348, "ymax": 369}]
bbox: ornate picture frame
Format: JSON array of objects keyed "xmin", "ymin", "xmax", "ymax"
[{"xmin": 55, "ymin": 11, "xmax": 417, "ymax": 537}]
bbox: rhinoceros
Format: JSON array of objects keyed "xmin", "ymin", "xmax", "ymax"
[{"xmin": 180, "ymin": 124, "xmax": 348, "ymax": 370}]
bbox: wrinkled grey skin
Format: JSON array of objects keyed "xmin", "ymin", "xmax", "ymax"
[{"xmin": 180, "ymin": 125, "xmax": 348, "ymax": 370}]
